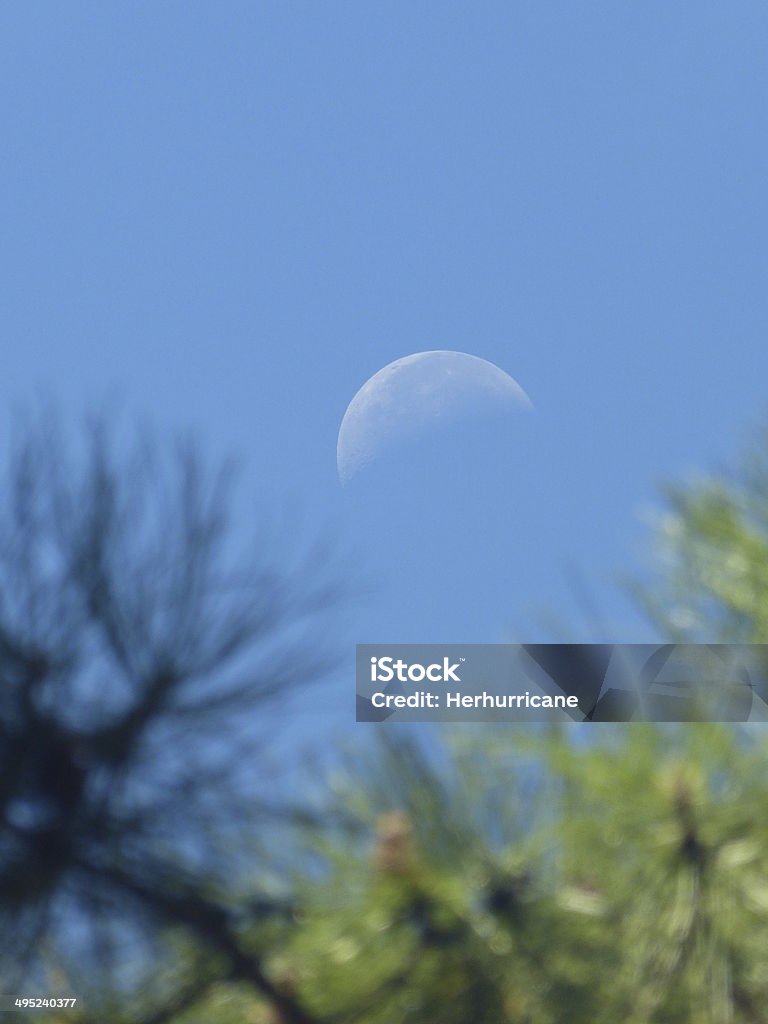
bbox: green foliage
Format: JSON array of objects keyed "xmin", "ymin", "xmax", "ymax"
[
  {"xmin": 269, "ymin": 726, "xmax": 768, "ymax": 1024},
  {"xmin": 636, "ymin": 425, "xmax": 768, "ymax": 641},
  {"xmin": 46, "ymin": 421, "xmax": 768, "ymax": 1023},
  {"xmin": 233, "ymin": 426, "xmax": 768, "ymax": 1024}
]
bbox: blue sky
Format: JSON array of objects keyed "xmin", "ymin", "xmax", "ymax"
[{"xmin": 2, "ymin": 4, "xmax": 768, "ymax": 730}]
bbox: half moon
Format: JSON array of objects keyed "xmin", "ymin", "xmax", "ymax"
[{"xmin": 337, "ymin": 350, "xmax": 532, "ymax": 483}]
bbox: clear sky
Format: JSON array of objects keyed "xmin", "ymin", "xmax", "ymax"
[{"xmin": 2, "ymin": 4, "xmax": 768, "ymax": 730}]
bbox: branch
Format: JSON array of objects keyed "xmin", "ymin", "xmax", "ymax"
[{"xmin": 73, "ymin": 858, "xmax": 324, "ymax": 1024}]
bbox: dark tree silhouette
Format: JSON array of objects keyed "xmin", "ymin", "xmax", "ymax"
[{"xmin": 0, "ymin": 412, "xmax": 338, "ymax": 1024}]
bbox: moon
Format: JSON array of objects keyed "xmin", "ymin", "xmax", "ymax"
[{"xmin": 337, "ymin": 350, "xmax": 532, "ymax": 483}]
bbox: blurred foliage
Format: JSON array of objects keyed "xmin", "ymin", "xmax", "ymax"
[
  {"xmin": 635, "ymin": 423, "xmax": 768, "ymax": 642},
  {"xmin": 0, "ymin": 411, "xmax": 336, "ymax": 1024},
  {"xmin": 21, "ymin": 420, "xmax": 768, "ymax": 1022},
  {"xmin": 153, "ymin": 424, "xmax": 768, "ymax": 1023},
  {"xmin": 165, "ymin": 726, "xmax": 768, "ymax": 1024}
]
